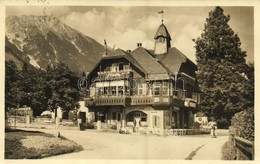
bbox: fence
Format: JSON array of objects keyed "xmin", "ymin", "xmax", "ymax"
[{"xmin": 229, "ymin": 127, "xmax": 254, "ymax": 160}]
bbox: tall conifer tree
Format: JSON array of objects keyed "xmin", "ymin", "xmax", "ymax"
[{"xmin": 194, "ymin": 6, "xmax": 250, "ymax": 127}]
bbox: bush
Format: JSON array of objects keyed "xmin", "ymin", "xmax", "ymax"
[
  {"xmin": 231, "ymin": 108, "xmax": 254, "ymax": 141},
  {"xmin": 192, "ymin": 122, "xmax": 201, "ymax": 129},
  {"xmin": 111, "ymin": 125, "xmax": 117, "ymax": 130},
  {"xmin": 222, "ymin": 141, "xmax": 236, "ymax": 160},
  {"xmin": 84, "ymin": 122, "xmax": 95, "ymax": 129},
  {"xmin": 5, "ymin": 130, "xmax": 82, "ymax": 159}
]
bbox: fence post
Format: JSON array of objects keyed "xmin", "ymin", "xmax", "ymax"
[{"xmin": 26, "ymin": 115, "xmax": 30, "ymax": 127}]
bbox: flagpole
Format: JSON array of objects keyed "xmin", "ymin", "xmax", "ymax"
[
  {"xmin": 158, "ymin": 10, "xmax": 164, "ymax": 23},
  {"xmin": 104, "ymin": 39, "xmax": 107, "ymax": 56}
]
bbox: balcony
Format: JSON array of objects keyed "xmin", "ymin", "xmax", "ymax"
[
  {"xmin": 85, "ymin": 96, "xmax": 190, "ymax": 108},
  {"xmin": 184, "ymin": 98, "xmax": 197, "ymax": 108},
  {"xmin": 131, "ymin": 96, "xmax": 153, "ymax": 105},
  {"xmin": 153, "ymin": 96, "xmax": 172, "ymax": 106},
  {"xmin": 97, "ymin": 70, "xmax": 133, "ymax": 80},
  {"xmin": 94, "ymin": 96, "xmax": 131, "ymax": 106}
]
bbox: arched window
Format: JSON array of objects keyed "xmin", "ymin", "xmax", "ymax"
[{"xmin": 126, "ymin": 111, "xmax": 147, "ymax": 122}]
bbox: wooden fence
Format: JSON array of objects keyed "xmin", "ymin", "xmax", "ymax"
[{"xmin": 229, "ymin": 127, "xmax": 254, "ymax": 160}]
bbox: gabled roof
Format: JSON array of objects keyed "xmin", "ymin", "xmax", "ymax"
[
  {"xmin": 101, "ymin": 48, "xmax": 146, "ymax": 74},
  {"xmin": 130, "ymin": 47, "xmax": 169, "ymax": 79},
  {"xmin": 154, "ymin": 23, "xmax": 172, "ymax": 40},
  {"xmin": 156, "ymin": 47, "xmax": 196, "ymax": 74}
]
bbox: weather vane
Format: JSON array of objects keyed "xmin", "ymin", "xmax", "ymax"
[{"xmin": 158, "ymin": 10, "xmax": 164, "ymax": 23}]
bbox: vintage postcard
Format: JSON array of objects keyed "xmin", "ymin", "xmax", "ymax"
[{"xmin": 1, "ymin": 0, "xmax": 259, "ymax": 163}]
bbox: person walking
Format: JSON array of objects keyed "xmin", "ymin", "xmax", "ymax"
[{"xmin": 211, "ymin": 122, "xmax": 217, "ymax": 138}]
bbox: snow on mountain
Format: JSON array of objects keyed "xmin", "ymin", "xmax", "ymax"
[
  {"xmin": 5, "ymin": 15, "xmax": 106, "ymax": 73},
  {"xmin": 28, "ymin": 54, "xmax": 40, "ymax": 68}
]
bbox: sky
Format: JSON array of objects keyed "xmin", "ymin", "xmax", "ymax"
[{"xmin": 6, "ymin": 6, "xmax": 254, "ymax": 63}]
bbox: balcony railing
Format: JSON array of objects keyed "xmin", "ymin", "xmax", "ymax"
[
  {"xmin": 131, "ymin": 96, "xmax": 153, "ymax": 105},
  {"xmin": 153, "ymin": 96, "xmax": 172, "ymax": 106},
  {"xmin": 94, "ymin": 96, "xmax": 131, "ymax": 106},
  {"xmin": 85, "ymin": 96, "xmax": 197, "ymax": 108},
  {"xmin": 97, "ymin": 70, "xmax": 133, "ymax": 80},
  {"xmin": 184, "ymin": 98, "xmax": 197, "ymax": 108}
]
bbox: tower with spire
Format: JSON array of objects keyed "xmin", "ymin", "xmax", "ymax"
[{"xmin": 154, "ymin": 11, "xmax": 172, "ymax": 55}]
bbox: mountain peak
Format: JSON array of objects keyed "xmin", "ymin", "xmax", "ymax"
[{"xmin": 6, "ymin": 15, "xmax": 106, "ymax": 73}]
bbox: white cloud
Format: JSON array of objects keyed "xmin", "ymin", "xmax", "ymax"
[
  {"xmin": 173, "ymin": 22, "xmax": 203, "ymax": 63},
  {"xmin": 6, "ymin": 6, "xmax": 70, "ymax": 17},
  {"xmin": 61, "ymin": 9, "xmax": 106, "ymax": 39},
  {"xmin": 6, "ymin": 6, "xmax": 253, "ymax": 63}
]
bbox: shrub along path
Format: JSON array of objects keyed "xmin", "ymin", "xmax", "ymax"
[{"xmin": 5, "ymin": 129, "xmax": 83, "ymax": 159}]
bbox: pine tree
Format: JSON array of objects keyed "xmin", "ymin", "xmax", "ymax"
[{"xmin": 194, "ymin": 6, "xmax": 251, "ymax": 128}]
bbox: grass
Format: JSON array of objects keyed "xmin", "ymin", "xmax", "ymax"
[{"xmin": 5, "ymin": 129, "xmax": 83, "ymax": 159}]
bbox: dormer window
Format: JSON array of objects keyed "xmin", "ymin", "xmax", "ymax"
[{"xmin": 158, "ymin": 37, "xmax": 165, "ymax": 42}]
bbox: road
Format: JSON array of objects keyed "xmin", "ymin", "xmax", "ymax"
[{"xmin": 23, "ymin": 128, "xmax": 228, "ymax": 160}]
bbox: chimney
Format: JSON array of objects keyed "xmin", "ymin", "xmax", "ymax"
[
  {"xmin": 137, "ymin": 43, "xmax": 142, "ymax": 47},
  {"xmin": 126, "ymin": 50, "xmax": 131, "ymax": 53}
]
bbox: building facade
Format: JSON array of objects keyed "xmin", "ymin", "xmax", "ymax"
[{"xmin": 84, "ymin": 21, "xmax": 200, "ymax": 133}]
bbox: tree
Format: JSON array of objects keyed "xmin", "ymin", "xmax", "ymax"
[
  {"xmin": 46, "ymin": 62, "xmax": 80, "ymax": 117},
  {"xmin": 5, "ymin": 61, "xmax": 21, "ymax": 101},
  {"xmin": 193, "ymin": 6, "xmax": 252, "ymax": 128},
  {"xmin": 5, "ymin": 60, "xmax": 80, "ymax": 117}
]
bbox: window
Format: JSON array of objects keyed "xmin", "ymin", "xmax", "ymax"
[
  {"xmin": 119, "ymin": 63, "xmax": 124, "ymax": 71},
  {"xmin": 162, "ymin": 81, "xmax": 169, "ymax": 96},
  {"xmin": 111, "ymin": 63, "xmax": 118, "ymax": 72},
  {"xmin": 138, "ymin": 83, "xmax": 147, "ymax": 95},
  {"xmin": 153, "ymin": 116, "xmax": 160, "ymax": 128},
  {"xmin": 140, "ymin": 112, "xmax": 147, "ymax": 122},
  {"xmin": 104, "ymin": 87, "xmax": 109, "ymax": 95},
  {"xmin": 158, "ymin": 37, "xmax": 165, "ymax": 42},
  {"xmin": 118, "ymin": 86, "xmax": 124, "ymax": 95},
  {"xmin": 111, "ymin": 86, "xmax": 117, "ymax": 96},
  {"xmin": 153, "ymin": 82, "xmax": 161, "ymax": 96},
  {"xmin": 97, "ymin": 87, "xmax": 104, "ymax": 96}
]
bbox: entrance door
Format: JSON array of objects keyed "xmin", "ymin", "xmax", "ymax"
[
  {"xmin": 79, "ymin": 112, "xmax": 86, "ymax": 123},
  {"xmin": 126, "ymin": 111, "xmax": 147, "ymax": 128}
]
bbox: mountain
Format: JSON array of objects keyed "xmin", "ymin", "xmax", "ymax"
[{"xmin": 5, "ymin": 15, "xmax": 106, "ymax": 73}]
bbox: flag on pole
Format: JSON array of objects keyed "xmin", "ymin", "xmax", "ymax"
[
  {"xmin": 158, "ymin": 10, "xmax": 164, "ymax": 14},
  {"xmin": 104, "ymin": 39, "xmax": 107, "ymax": 46}
]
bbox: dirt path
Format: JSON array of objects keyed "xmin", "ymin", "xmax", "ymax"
[
  {"xmin": 20, "ymin": 128, "xmax": 228, "ymax": 160},
  {"xmin": 192, "ymin": 136, "xmax": 228, "ymax": 160}
]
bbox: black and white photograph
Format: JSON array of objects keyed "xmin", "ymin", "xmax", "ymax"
[{"xmin": 1, "ymin": 0, "xmax": 257, "ymax": 162}]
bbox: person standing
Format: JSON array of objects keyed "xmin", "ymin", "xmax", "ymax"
[{"xmin": 211, "ymin": 122, "xmax": 217, "ymax": 138}]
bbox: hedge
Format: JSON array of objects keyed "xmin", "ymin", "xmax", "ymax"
[{"xmin": 231, "ymin": 107, "xmax": 254, "ymax": 141}]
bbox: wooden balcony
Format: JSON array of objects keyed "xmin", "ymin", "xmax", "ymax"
[
  {"xmin": 153, "ymin": 96, "xmax": 172, "ymax": 106},
  {"xmin": 94, "ymin": 96, "xmax": 131, "ymax": 106},
  {"xmin": 131, "ymin": 96, "xmax": 176, "ymax": 106},
  {"xmin": 97, "ymin": 71, "xmax": 133, "ymax": 80},
  {"xmin": 184, "ymin": 98, "xmax": 197, "ymax": 108},
  {"xmin": 131, "ymin": 96, "xmax": 153, "ymax": 105},
  {"xmin": 85, "ymin": 96, "xmax": 190, "ymax": 108}
]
